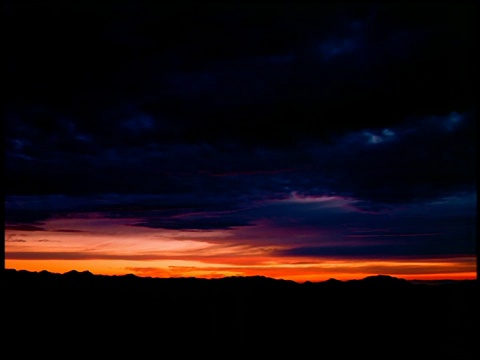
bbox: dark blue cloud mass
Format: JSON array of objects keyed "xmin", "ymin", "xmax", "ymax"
[{"xmin": 4, "ymin": 2, "xmax": 476, "ymax": 263}]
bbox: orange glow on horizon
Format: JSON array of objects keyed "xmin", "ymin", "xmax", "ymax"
[
  {"xmin": 5, "ymin": 223, "xmax": 476, "ymax": 283},
  {"xmin": 5, "ymin": 257, "xmax": 476, "ymax": 283}
]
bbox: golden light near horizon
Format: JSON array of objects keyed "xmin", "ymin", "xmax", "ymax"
[
  {"xmin": 4, "ymin": 1, "xmax": 476, "ymax": 291},
  {"xmin": 6, "ymin": 227, "xmax": 476, "ymax": 283},
  {"xmin": 5, "ymin": 191, "xmax": 476, "ymax": 283}
]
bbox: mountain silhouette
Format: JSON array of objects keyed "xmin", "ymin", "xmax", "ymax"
[{"xmin": 3, "ymin": 269, "xmax": 478, "ymax": 358}]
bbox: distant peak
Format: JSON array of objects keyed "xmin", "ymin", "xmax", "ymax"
[{"xmin": 64, "ymin": 270, "xmax": 94, "ymax": 277}]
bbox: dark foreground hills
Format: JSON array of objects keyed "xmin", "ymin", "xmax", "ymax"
[{"xmin": 3, "ymin": 269, "xmax": 479, "ymax": 358}]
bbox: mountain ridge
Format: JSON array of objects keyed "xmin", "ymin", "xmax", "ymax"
[
  {"xmin": 3, "ymin": 267, "xmax": 478, "ymax": 357},
  {"xmin": 4, "ymin": 267, "xmax": 475, "ymax": 285}
]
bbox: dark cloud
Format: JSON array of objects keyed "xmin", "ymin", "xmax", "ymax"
[
  {"xmin": 5, "ymin": 3, "xmax": 475, "ymax": 135},
  {"xmin": 5, "ymin": 251, "xmax": 165, "ymax": 261},
  {"xmin": 4, "ymin": 109, "xmax": 475, "ymax": 202},
  {"xmin": 5, "ymin": 224, "xmax": 46, "ymax": 232},
  {"xmin": 132, "ymin": 216, "xmax": 253, "ymax": 231},
  {"xmin": 276, "ymin": 239, "xmax": 474, "ymax": 259},
  {"xmin": 3, "ymin": 107, "xmax": 476, "ymax": 230},
  {"xmin": 4, "ymin": 2, "xmax": 476, "ymax": 263}
]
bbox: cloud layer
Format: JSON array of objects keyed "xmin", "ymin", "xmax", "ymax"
[{"xmin": 4, "ymin": 2, "xmax": 476, "ymax": 280}]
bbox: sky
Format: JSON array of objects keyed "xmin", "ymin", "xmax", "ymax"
[{"xmin": 4, "ymin": 1, "xmax": 477, "ymax": 282}]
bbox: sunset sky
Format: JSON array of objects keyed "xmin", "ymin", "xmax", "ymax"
[{"xmin": 4, "ymin": 2, "xmax": 477, "ymax": 282}]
